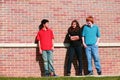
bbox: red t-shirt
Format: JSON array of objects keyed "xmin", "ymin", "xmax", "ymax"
[{"xmin": 36, "ymin": 28, "xmax": 54, "ymax": 50}]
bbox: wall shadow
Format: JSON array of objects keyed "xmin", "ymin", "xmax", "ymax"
[
  {"xmin": 35, "ymin": 26, "xmax": 44, "ymax": 77},
  {"xmin": 81, "ymin": 47, "xmax": 88, "ymax": 75},
  {"xmin": 63, "ymin": 33, "xmax": 70, "ymax": 76},
  {"xmin": 35, "ymin": 45, "xmax": 44, "ymax": 77}
]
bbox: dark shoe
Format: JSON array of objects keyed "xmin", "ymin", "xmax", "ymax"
[
  {"xmin": 98, "ymin": 71, "xmax": 102, "ymax": 75},
  {"xmin": 53, "ymin": 74, "xmax": 58, "ymax": 77},
  {"xmin": 44, "ymin": 70, "xmax": 50, "ymax": 77},
  {"xmin": 50, "ymin": 72, "xmax": 58, "ymax": 77},
  {"xmin": 45, "ymin": 73, "xmax": 50, "ymax": 77},
  {"xmin": 66, "ymin": 73, "xmax": 70, "ymax": 76},
  {"xmin": 78, "ymin": 73, "xmax": 82, "ymax": 76},
  {"xmin": 87, "ymin": 71, "xmax": 93, "ymax": 75}
]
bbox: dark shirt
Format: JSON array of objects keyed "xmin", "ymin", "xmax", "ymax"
[{"xmin": 68, "ymin": 27, "xmax": 82, "ymax": 47}]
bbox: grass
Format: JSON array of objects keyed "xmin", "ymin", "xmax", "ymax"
[{"xmin": 0, "ymin": 76, "xmax": 120, "ymax": 80}]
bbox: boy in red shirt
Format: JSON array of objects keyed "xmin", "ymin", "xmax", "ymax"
[{"xmin": 36, "ymin": 19, "xmax": 57, "ymax": 76}]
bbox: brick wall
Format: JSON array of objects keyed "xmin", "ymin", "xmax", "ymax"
[{"xmin": 0, "ymin": 0, "xmax": 120, "ymax": 77}]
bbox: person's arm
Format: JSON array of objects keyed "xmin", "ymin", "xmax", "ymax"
[
  {"xmin": 70, "ymin": 36, "xmax": 79, "ymax": 41},
  {"xmin": 52, "ymin": 39, "xmax": 54, "ymax": 51},
  {"xmin": 51, "ymin": 30, "xmax": 54, "ymax": 51},
  {"xmin": 81, "ymin": 25, "xmax": 88, "ymax": 48},
  {"xmin": 82, "ymin": 37, "xmax": 87, "ymax": 48},
  {"xmin": 38, "ymin": 41, "xmax": 42, "ymax": 54},
  {"xmin": 95, "ymin": 38, "xmax": 100, "ymax": 45},
  {"xmin": 70, "ymin": 29, "xmax": 81, "ymax": 41},
  {"xmin": 96, "ymin": 26, "xmax": 101, "ymax": 45}
]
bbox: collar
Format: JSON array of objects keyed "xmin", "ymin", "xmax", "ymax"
[{"xmin": 87, "ymin": 24, "xmax": 94, "ymax": 28}]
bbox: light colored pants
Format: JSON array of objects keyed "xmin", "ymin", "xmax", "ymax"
[
  {"xmin": 85, "ymin": 45, "xmax": 101, "ymax": 73},
  {"xmin": 42, "ymin": 50, "xmax": 55, "ymax": 75}
]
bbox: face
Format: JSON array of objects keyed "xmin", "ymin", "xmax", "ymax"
[
  {"xmin": 86, "ymin": 21, "xmax": 93, "ymax": 26},
  {"xmin": 72, "ymin": 22, "xmax": 77, "ymax": 28},
  {"xmin": 43, "ymin": 22, "xmax": 49, "ymax": 28}
]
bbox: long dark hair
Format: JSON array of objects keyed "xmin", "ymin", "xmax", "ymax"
[
  {"xmin": 68, "ymin": 20, "xmax": 80, "ymax": 33},
  {"xmin": 39, "ymin": 19, "xmax": 49, "ymax": 30}
]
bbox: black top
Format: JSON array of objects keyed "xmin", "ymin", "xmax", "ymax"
[{"xmin": 68, "ymin": 27, "xmax": 82, "ymax": 47}]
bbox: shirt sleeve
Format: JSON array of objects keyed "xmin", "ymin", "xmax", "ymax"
[
  {"xmin": 67, "ymin": 30, "xmax": 70, "ymax": 40},
  {"xmin": 51, "ymin": 30, "xmax": 54, "ymax": 39},
  {"xmin": 36, "ymin": 32, "xmax": 41, "ymax": 41},
  {"xmin": 82, "ymin": 26, "xmax": 85, "ymax": 37},
  {"xmin": 97, "ymin": 27, "xmax": 101, "ymax": 37}
]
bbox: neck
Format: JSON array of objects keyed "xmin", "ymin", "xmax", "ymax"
[
  {"xmin": 91, "ymin": 24, "xmax": 94, "ymax": 27},
  {"xmin": 88, "ymin": 24, "xmax": 93, "ymax": 27},
  {"xmin": 73, "ymin": 27, "xmax": 76, "ymax": 28},
  {"xmin": 43, "ymin": 27, "xmax": 47, "ymax": 30}
]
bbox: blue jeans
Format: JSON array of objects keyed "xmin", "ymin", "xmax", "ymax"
[
  {"xmin": 67, "ymin": 46, "xmax": 82, "ymax": 74},
  {"xmin": 85, "ymin": 45, "xmax": 101, "ymax": 73},
  {"xmin": 42, "ymin": 50, "xmax": 55, "ymax": 75}
]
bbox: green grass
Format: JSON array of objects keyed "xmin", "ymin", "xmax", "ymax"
[{"xmin": 0, "ymin": 76, "xmax": 120, "ymax": 80}]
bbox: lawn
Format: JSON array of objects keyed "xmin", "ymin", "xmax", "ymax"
[{"xmin": 0, "ymin": 76, "xmax": 120, "ymax": 80}]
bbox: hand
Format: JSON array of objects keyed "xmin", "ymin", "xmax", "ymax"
[
  {"xmin": 52, "ymin": 46, "xmax": 54, "ymax": 51},
  {"xmin": 95, "ymin": 42, "xmax": 99, "ymax": 46},
  {"xmin": 74, "ymin": 36, "xmax": 79, "ymax": 39},
  {"xmin": 83, "ymin": 43, "xmax": 87, "ymax": 48},
  {"xmin": 70, "ymin": 36, "xmax": 79, "ymax": 41},
  {"xmin": 95, "ymin": 38, "xmax": 100, "ymax": 46},
  {"xmin": 39, "ymin": 49, "xmax": 42, "ymax": 54},
  {"xmin": 70, "ymin": 36, "xmax": 74, "ymax": 40}
]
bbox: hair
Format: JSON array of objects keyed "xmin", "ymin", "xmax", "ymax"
[
  {"xmin": 39, "ymin": 19, "xmax": 49, "ymax": 30},
  {"xmin": 68, "ymin": 20, "xmax": 80, "ymax": 33},
  {"xmin": 86, "ymin": 16, "xmax": 94, "ymax": 24}
]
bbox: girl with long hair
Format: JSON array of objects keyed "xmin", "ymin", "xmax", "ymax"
[{"xmin": 67, "ymin": 20, "xmax": 82, "ymax": 76}]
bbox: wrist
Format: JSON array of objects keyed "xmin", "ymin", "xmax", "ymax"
[
  {"xmin": 39, "ymin": 47, "xmax": 42, "ymax": 50},
  {"xmin": 83, "ymin": 42, "xmax": 86, "ymax": 45}
]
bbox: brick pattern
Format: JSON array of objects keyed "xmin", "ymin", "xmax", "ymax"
[{"xmin": 0, "ymin": 0, "xmax": 120, "ymax": 77}]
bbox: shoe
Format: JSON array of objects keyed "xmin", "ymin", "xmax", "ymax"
[
  {"xmin": 45, "ymin": 73, "xmax": 50, "ymax": 77},
  {"xmin": 98, "ymin": 71, "xmax": 102, "ymax": 75},
  {"xmin": 50, "ymin": 72, "xmax": 58, "ymax": 77},
  {"xmin": 53, "ymin": 74, "xmax": 58, "ymax": 77},
  {"xmin": 87, "ymin": 71, "xmax": 93, "ymax": 75},
  {"xmin": 66, "ymin": 73, "xmax": 70, "ymax": 76},
  {"xmin": 78, "ymin": 73, "xmax": 82, "ymax": 76},
  {"xmin": 44, "ymin": 71, "xmax": 50, "ymax": 77}
]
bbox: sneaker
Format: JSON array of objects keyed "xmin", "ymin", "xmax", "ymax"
[
  {"xmin": 98, "ymin": 71, "xmax": 102, "ymax": 75},
  {"xmin": 66, "ymin": 73, "xmax": 70, "ymax": 76},
  {"xmin": 45, "ymin": 73, "xmax": 50, "ymax": 77},
  {"xmin": 78, "ymin": 73, "xmax": 82, "ymax": 76},
  {"xmin": 53, "ymin": 74, "xmax": 58, "ymax": 77},
  {"xmin": 87, "ymin": 71, "xmax": 93, "ymax": 75},
  {"xmin": 50, "ymin": 72, "xmax": 58, "ymax": 77}
]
